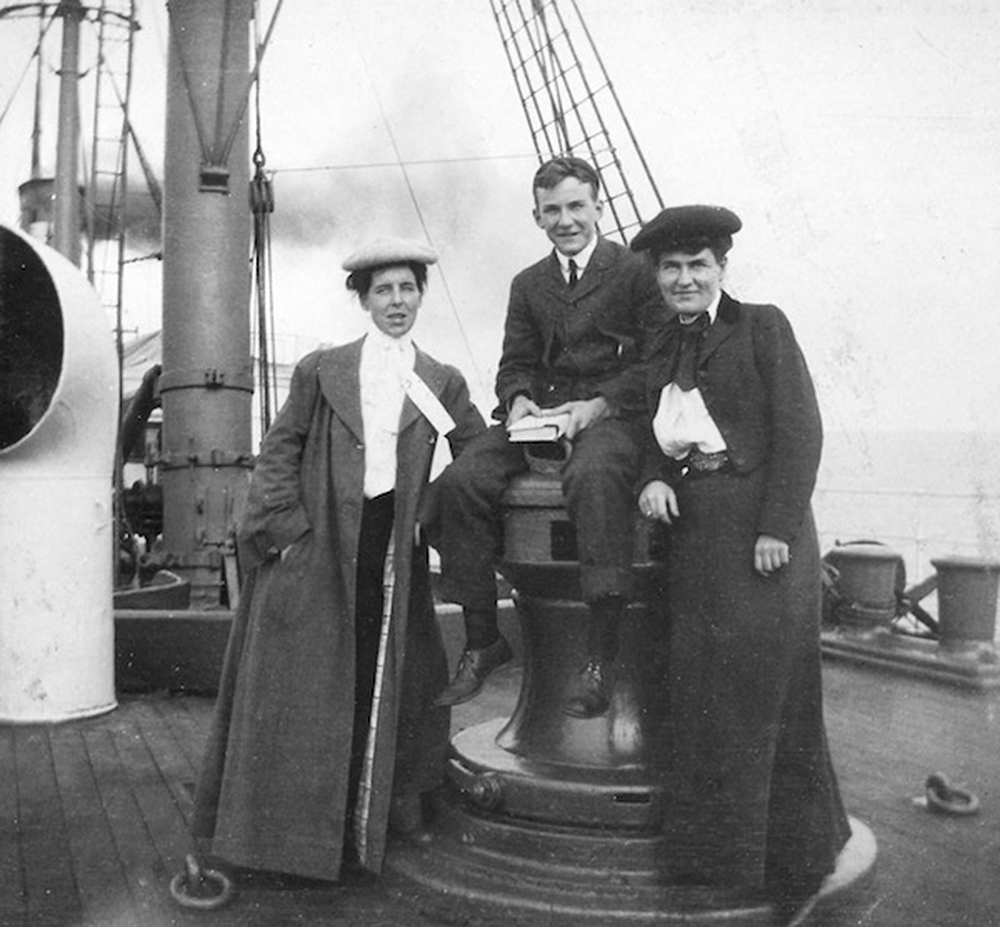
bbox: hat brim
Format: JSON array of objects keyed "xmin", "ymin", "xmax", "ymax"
[{"xmin": 342, "ymin": 237, "xmax": 439, "ymax": 272}]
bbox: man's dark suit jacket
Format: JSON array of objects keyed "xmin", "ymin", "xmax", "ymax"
[
  {"xmin": 640, "ymin": 292, "xmax": 822, "ymax": 544},
  {"xmin": 494, "ymin": 237, "xmax": 662, "ymax": 419}
]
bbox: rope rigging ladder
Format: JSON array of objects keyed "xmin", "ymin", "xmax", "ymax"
[{"xmin": 488, "ymin": 0, "xmax": 664, "ymax": 244}]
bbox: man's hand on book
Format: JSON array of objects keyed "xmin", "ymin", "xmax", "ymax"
[
  {"xmin": 506, "ymin": 393, "xmax": 544, "ymax": 428},
  {"xmin": 544, "ymin": 396, "xmax": 609, "ymax": 440}
]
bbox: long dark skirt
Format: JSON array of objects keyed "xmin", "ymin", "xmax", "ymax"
[{"xmin": 657, "ymin": 465, "xmax": 850, "ymax": 899}]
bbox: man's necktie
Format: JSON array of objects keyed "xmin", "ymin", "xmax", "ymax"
[
  {"xmin": 670, "ymin": 312, "xmax": 710, "ymax": 391},
  {"xmin": 568, "ymin": 258, "xmax": 579, "ymax": 289}
]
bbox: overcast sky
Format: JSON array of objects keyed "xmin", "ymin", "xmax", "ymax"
[{"xmin": 1, "ymin": 0, "xmax": 999, "ymax": 435}]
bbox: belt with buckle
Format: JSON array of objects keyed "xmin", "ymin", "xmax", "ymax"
[{"xmin": 677, "ymin": 448, "xmax": 731, "ymax": 479}]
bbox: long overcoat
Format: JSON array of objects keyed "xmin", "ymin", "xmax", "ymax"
[{"xmin": 192, "ymin": 337, "xmax": 485, "ymax": 881}]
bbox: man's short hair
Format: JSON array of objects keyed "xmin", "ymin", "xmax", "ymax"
[{"xmin": 532, "ymin": 156, "xmax": 601, "ymax": 201}]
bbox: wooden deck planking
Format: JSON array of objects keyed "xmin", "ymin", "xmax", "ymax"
[
  {"xmin": 147, "ymin": 693, "xmax": 212, "ymax": 784},
  {"xmin": 0, "ymin": 662, "xmax": 998, "ymax": 925},
  {"xmin": 107, "ymin": 710, "xmax": 191, "ymax": 856},
  {"xmin": 48, "ymin": 722, "xmax": 132, "ymax": 925},
  {"xmin": 127, "ymin": 699, "xmax": 200, "ymax": 823},
  {"xmin": 13, "ymin": 726, "xmax": 82, "ymax": 926},
  {"xmin": 79, "ymin": 722, "xmax": 172, "ymax": 925},
  {"xmin": 0, "ymin": 726, "xmax": 27, "ymax": 927}
]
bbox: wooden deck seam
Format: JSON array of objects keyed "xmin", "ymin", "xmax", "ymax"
[{"xmin": 81, "ymin": 721, "xmax": 167, "ymax": 922}]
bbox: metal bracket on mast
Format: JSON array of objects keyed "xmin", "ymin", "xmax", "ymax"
[
  {"xmin": 199, "ymin": 162, "xmax": 230, "ymax": 193},
  {"xmin": 158, "ymin": 366, "xmax": 255, "ymax": 394}
]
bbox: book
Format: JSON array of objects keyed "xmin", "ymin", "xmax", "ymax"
[{"xmin": 506, "ymin": 411, "xmax": 571, "ymax": 443}]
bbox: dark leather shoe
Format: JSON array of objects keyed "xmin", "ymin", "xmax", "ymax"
[
  {"xmin": 563, "ymin": 658, "xmax": 610, "ymax": 718},
  {"xmin": 386, "ymin": 792, "xmax": 434, "ymax": 848},
  {"xmin": 434, "ymin": 637, "xmax": 513, "ymax": 707},
  {"xmin": 388, "ymin": 792, "xmax": 423, "ymax": 835}
]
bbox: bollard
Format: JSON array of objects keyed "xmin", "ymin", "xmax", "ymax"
[
  {"xmin": 823, "ymin": 542, "xmax": 903, "ymax": 628},
  {"xmin": 931, "ymin": 556, "xmax": 1000, "ymax": 652}
]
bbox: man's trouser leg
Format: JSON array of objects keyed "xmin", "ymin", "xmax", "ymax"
[
  {"xmin": 562, "ymin": 417, "xmax": 641, "ymax": 614},
  {"xmin": 560, "ymin": 418, "xmax": 641, "ymax": 716},
  {"xmin": 434, "ymin": 423, "xmax": 527, "ymax": 646}
]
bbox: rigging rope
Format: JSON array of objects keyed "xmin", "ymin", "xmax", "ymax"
[
  {"xmin": 250, "ymin": 148, "xmax": 276, "ymax": 435},
  {"xmin": 164, "ymin": 0, "xmax": 284, "ymax": 170},
  {"xmin": 268, "ymin": 152, "xmax": 539, "ymax": 175},
  {"xmin": 0, "ymin": 9, "xmax": 57, "ymax": 131},
  {"xmin": 531, "ymin": 0, "xmax": 570, "ymax": 153},
  {"xmin": 349, "ymin": 10, "xmax": 490, "ymax": 405},
  {"xmin": 250, "ymin": 0, "xmax": 279, "ymax": 435}
]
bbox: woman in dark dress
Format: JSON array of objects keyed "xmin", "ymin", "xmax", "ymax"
[{"xmin": 630, "ymin": 206, "xmax": 851, "ymax": 913}]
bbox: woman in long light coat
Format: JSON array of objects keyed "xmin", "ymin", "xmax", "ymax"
[{"xmin": 192, "ymin": 239, "xmax": 486, "ymax": 882}]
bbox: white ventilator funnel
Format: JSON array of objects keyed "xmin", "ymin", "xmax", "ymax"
[{"xmin": 0, "ymin": 223, "xmax": 118, "ymax": 722}]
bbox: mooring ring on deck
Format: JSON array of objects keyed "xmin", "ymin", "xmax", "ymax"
[
  {"xmin": 922, "ymin": 772, "xmax": 980, "ymax": 816},
  {"xmin": 170, "ymin": 854, "xmax": 235, "ymax": 910}
]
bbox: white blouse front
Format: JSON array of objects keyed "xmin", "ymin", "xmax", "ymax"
[
  {"xmin": 358, "ymin": 327, "xmax": 414, "ymax": 498},
  {"xmin": 651, "ymin": 290, "xmax": 727, "ymax": 460},
  {"xmin": 652, "ymin": 382, "xmax": 727, "ymax": 460}
]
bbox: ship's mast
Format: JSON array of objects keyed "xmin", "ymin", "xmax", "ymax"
[{"xmin": 159, "ymin": 0, "xmax": 254, "ymax": 605}]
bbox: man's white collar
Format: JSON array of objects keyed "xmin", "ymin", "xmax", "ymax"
[{"xmin": 555, "ymin": 234, "xmax": 599, "ymax": 274}]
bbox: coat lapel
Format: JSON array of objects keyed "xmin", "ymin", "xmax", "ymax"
[
  {"xmin": 569, "ymin": 236, "xmax": 612, "ymax": 303},
  {"xmin": 699, "ymin": 292, "xmax": 740, "ymax": 364},
  {"xmin": 645, "ymin": 293, "xmax": 740, "ymax": 400},
  {"xmin": 537, "ymin": 253, "xmax": 568, "ymax": 346},
  {"xmin": 537, "ymin": 238, "xmax": 613, "ymax": 351},
  {"xmin": 317, "ymin": 338, "xmax": 365, "ymax": 443}
]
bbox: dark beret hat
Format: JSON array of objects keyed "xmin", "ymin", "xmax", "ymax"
[{"xmin": 629, "ymin": 205, "xmax": 742, "ymax": 254}]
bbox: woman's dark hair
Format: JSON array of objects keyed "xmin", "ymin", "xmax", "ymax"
[
  {"xmin": 648, "ymin": 234, "xmax": 732, "ymax": 266},
  {"xmin": 345, "ymin": 261, "xmax": 429, "ymax": 298}
]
